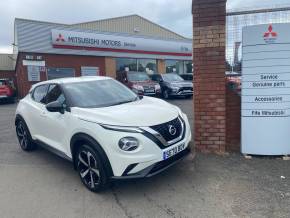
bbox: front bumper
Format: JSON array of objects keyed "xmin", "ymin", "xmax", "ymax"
[
  {"xmin": 169, "ymin": 89, "xmax": 193, "ymax": 97},
  {"xmin": 93, "ymin": 114, "xmax": 192, "ymax": 178},
  {"xmin": 111, "ymin": 147, "xmax": 191, "ymax": 180}
]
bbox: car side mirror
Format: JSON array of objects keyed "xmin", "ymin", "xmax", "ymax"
[{"xmin": 46, "ymin": 101, "xmax": 65, "ymax": 114}]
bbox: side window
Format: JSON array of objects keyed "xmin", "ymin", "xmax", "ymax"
[
  {"xmin": 32, "ymin": 85, "xmax": 49, "ymax": 104},
  {"xmin": 45, "ymin": 84, "xmax": 65, "ymax": 105}
]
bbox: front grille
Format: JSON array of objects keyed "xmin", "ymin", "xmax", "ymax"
[
  {"xmin": 143, "ymin": 85, "xmax": 154, "ymax": 89},
  {"xmin": 150, "ymin": 117, "xmax": 182, "ymax": 142},
  {"xmin": 179, "ymin": 87, "xmax": 193, "ymax": 92}
]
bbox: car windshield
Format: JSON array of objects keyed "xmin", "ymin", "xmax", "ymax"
[
  {"xmin": 0, "ymin": 80, "xmax": 7, "ymax": 85},
  {"xmin": 63, "ymin": 79, "xmax": 138, "ymax": 108},
  {"xmin": 127, "ymin": 72, "xmax": 150, "ymax": 82},
  {"xmin": 162, "ymin": 74, "xmax": 184, "ymax": 82}
]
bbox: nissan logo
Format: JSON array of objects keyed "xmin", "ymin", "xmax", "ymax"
[{"xmin": 168, "ymin": 125, "xmax": 177, "ymax": 136}]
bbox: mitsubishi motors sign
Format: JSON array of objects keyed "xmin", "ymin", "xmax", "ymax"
[
  {"xmin": 241, "ymin": 23, "xmax": 290, "ymax": 155},
  {"xmin": 51, "ymin": 29, "xmax": 192, "ymax": 57}
]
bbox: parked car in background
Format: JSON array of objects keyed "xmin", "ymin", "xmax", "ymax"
[
  {"xmin": 150, "ymin": 73, "xmax": 193, "ymax": 99},
  {"xmin": 15, "ymin": 77, "xmax": 192, "ymax": 192},
  {"xmin": 0, "ymin": 78, "xmax": 16, "ymax": 103},
  {"xmin": 179, "ymin": 73, "xmax": 193, "ymax": 81},
  {"xmin": 116, "ymin": 71, "xmax": 161, "ymax": 97}
]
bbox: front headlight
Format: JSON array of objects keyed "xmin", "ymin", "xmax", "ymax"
[
  {"xmin": 100, "ymin": 123, "xmax": 144, "ymax": 133},
  {"xmin": 132, "ymin": 84, "xmax": 144, "ymax": 91},
  {"xmin": 118, "ymin": 137, "xmax": 139, "ymax": 151},
  {"xmin": 155, "ymin": 84, "xmax": 161, "ymax": 90}
]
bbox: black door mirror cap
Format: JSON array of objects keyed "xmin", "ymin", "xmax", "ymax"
[{"xmin": 46, "ymin": 101, "xmax": 65, "ymax": 114}]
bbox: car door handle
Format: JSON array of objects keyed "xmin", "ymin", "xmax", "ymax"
[{"xmin": 40, "ymin": 111, "xmax": 47, "ymax": 117}]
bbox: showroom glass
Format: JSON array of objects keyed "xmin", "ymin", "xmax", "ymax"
[
  {"xmin": 116, "ymin": 58, "xmax": 137, "ymax": 72},
  {"xmin": 32, "ymin": 84, "xmax": 49, "ymax": 104},
  {"xmin": 162, "ymin": 74, "xmax": 184, "ymax": 82},
  {"xmin": 137, "ymin": 59, "xmax": 156, "ymax": 73},
  {"xmin": 116, "ymin": 58, "xmax": 156, "ymax": 73},
  {"xmin": 47, "ymin": 68, "xmax": 75, "ymax": 80},
  {"xmin": 63, "ymin": 79, "xmax": 137, "ymax": 108},
  {"xmin": 165, "ymin": 60, "xmax": 193, "ymax": 74},
  {"xmin": 127, "ymin": 72, "xmax": 150, "ymax": 82},
  {"xmin": 45, "ymin": 84, "xmax": 66, "ymax": 105},
  {"xmin": 165, "ymin": 60, "xmax": 183, "ymax": 74},
  {"xmin": 184, "ymin": 61, "xmax": 192, "ymax": 73}
]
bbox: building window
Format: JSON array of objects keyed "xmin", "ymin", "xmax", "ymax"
[
  {"xmin": 47, "ymin": 68, "xmax": 75, "ymax": 80},
  {"xmin": 165, "ymin": 60, "xmax": 192, "ymax": 74},
  {"xmin": 116, "ymin": 58, "xmax": 137, "ymax": 72},
  {"xmin": 184, "ymin": 61, "xmax": 193, "ymax": 74},
  {"xmin": 116, "ymin": 58, "xmax": 157, "ymax": 74},
  {"xmin": 137, "ymin": 59, "xmax": 156, "ymax": 74}
]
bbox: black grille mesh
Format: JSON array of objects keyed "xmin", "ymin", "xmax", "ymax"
[{"xmin": 150, "ymin": 117, "xmax": 182, "ymax": 142}]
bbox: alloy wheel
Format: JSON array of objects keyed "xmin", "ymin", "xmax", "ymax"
[
  {"xmin": 16, "ymin": 122, "xmax": 28, "ymax": 149},
  {"xmin": 78, "ymin": 149, "xmax": 101, "ymax": 189}
]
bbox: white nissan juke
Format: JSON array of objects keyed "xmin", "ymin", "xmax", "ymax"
[{"xmin": 15, "ymin": 76, "xmax": 192, "ymax": 192}]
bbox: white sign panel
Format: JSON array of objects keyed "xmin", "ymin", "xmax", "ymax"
[
  {"xmin": 51, "ymin": 29, "xmax": 192, "ymax": 57},
  {"xmin": 242, "ymin": 23, "xmax": 290, "ymax": 155},
  {"xmin": 23, "ymin": 60, "xmax": 45, "ymax": 66},
  {"xmin": 27, "ymin": 66, "xmax": 40, "ymax": 82}
]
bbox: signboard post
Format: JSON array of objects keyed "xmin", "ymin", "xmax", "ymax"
[{"xmin": 242, "ymin": 23, "xmax": 290, "ymax": 155}]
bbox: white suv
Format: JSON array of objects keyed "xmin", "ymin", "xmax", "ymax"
[{"xmin": 15, "ymin": 76, "xmax": 192, "ymax": 192}]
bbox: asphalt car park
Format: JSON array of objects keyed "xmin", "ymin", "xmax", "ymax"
[{"xmin": 1, "ymin": 100, "xmax": 290, "ymax": 218}]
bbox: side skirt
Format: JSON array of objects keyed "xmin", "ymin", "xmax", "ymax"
[{"xmin": 34, "ymin": 139, "xmax": 73, "ymax": 162}]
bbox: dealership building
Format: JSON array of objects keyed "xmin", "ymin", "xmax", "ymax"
[{"xmin": 2, "ymin": 15, "xmax": 192, "ymax": 97}]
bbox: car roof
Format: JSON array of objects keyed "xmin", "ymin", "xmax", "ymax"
[{"xmin": 30, "ymin": 76, "xmax": 112, "ymax": 89}]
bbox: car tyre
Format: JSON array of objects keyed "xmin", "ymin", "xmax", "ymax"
[
  {"xmin": 16, "ymin": 120, "xmax": 36, "ymax": 151},
  {"xmin": 163, "ymin": 90, "xmax": 170, "ymax": 99},
  {"xmin": 76, "ymin": 144, "xmax": 109, "ymax": 192}
]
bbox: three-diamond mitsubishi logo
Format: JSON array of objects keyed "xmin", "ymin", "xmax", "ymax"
[
  {"xmin": 56, "ymin": 33, "xmax": 65, "ymax": 42},
  {"xmin": 263, "ymin": 24, "xmax": 277, "ymax": 43}
]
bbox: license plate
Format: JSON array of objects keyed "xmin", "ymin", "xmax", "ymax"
[
  {"xmin": 163, "ymin": 143, "xmax": 185, "ymax": 160},
  {"xmin": 144, "ymin": 88, "xmax": 155, "ymax": 93},
  {"xmin": 183, "ymin": 90, "xmax": 192, "ymax": 93},
  {"xmin": 0, "ymin": 95, "xmax": 7, "ymax": 98}
]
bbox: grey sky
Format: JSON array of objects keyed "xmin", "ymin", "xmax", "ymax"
[{"xmin": 0, "ymin": 0, "xmax": 289, "ymax": 53}]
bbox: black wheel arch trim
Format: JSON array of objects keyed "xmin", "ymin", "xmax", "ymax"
[
  {"xmin": 70, "ymin": 133, "xmax": 113, "ymax": 177},
  {"xmin": 15, "ymin": 114, "xmax": 25, "ymax": 125},
  {"xmin": 15, "ymin": 114, "xmax": 33, "ymax": 134}
]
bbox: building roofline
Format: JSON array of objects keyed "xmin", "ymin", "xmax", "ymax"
[
  {"xmin": 73, "ymin": 14, "xmax": 189, "ymax": 40},
  {"xmin": 15, "ymin": 18, "xmax": 70, "ymax": 26},
  {"xmin": 14, "ymin": 17, "xmax": 192, "ymax": 42},
  {"xmin": 15, "ymin": 14, "xmax": 190, "ymax": 40}
]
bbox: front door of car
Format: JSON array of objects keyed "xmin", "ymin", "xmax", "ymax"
[
  {"xmin": 38, "ymin": 84, "xmax": 70, "ymax": 154},
  {"xmin": 28, "ymin": 84, "xmax": 49, "ymax": 138}
]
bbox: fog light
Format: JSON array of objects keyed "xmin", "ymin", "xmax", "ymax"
[{"xmin": 118, "ymin": 137, "xmax": 139, "ymax": 151}]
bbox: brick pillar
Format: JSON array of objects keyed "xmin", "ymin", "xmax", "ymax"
[
  {"xmin": 157, "ymin": 59, "xmax": 166, "ymax": 74},
  {"xmin": 192, "ymin": 0, "xmax": 227, "ymax": 153},
  {"xmin": 104, "ymin": 57, "xmax": 116, "ymax": 78}
]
